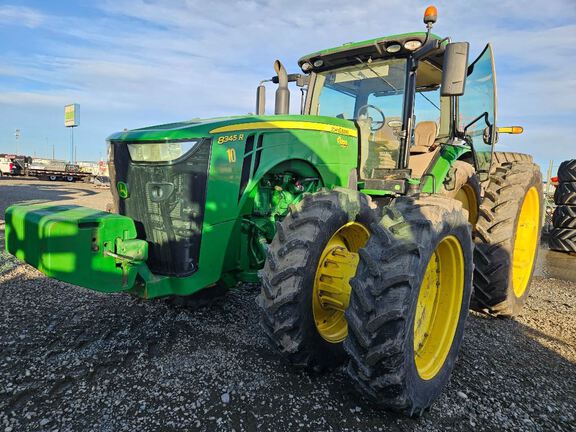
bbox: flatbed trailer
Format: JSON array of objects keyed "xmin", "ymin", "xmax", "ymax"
[{"xmin": 24, "ymin": 168, "xmax": 92, "ymax": 182}]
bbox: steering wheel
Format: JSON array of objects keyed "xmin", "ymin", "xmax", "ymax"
[{"xmin": 357, "ymin": 104, "xmax": 386, "ymax": 132}]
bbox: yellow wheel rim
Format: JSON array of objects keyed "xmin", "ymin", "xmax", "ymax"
[
  {"xmin": 455, "ymin": 184, "xmax": 478, "ymax": 225},
  {"xmin": 414, "ymin": 235, "xmax": 464, "ymax": 381},
  {"xmin": 313, "ymin": 222, "xmax": 369, "ymax": 343},
  {"xmin": 512, "ymin": 186, "xmax": 540, "ymax": 298}
]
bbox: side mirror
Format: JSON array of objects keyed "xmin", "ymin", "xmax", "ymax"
[
  {"xmin": 441, "ymin": 42, "xmax": 470, "ymax": 96},
  {"xmin": 483, "ymin": 125, "xmax": 495, "ymax": 145}
]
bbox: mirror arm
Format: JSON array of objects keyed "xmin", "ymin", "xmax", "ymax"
[
  {"xmin": 413, "ymin": 38, "xmax": 443, "ymax": 61},
  {"xmin": 463, "ymin": 111, "xmax": 490, "ymax": 136},
  {"xmin": 271, "ymin": 73, "xmax": 310, "ymax": 87}
]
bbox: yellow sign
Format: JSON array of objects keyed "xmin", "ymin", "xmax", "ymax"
[{"xmin": 64, "ymin": 104, "xmax": 80, "ymax": 127}]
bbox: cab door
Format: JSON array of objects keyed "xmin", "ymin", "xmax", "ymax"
[{"xmin": 458, "ymin": 44, "xmax": 497, "ymax": 180}]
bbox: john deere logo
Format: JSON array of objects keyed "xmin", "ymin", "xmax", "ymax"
[
  {"xmin": 337, "ymin": 136, "xmax": 348, "ymax": 148},
  {"xmin": 117, "ymin": 181, "xmax": 129, "ymax": 199}
]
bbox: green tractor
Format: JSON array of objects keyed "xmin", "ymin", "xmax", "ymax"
[{"xmin": 5, "ymin": 7, "xmax": 542, "ymax": 415}]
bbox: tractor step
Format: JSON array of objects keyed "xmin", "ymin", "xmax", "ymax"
[{"xmin": 5, "ymin": 204, "xmax": 148, "ymax": 292}]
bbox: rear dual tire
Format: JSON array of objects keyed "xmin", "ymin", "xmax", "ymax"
[{"xmin": 471, "ymin": 153, "xmax": 543, "ymax": 317}]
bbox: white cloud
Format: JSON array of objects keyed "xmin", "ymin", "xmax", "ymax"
[
  {"xmin": 0, "ymin": 0, "xmax": 574, "ymax": 164},
  {"xmin": 0, "ymin": 5, "xmax": 44, "ymax": 28}
]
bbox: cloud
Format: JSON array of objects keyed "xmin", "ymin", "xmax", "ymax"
[
  {"xmin": 0, "ymin": 0, "xmax": 574, "ymax": 164},
  {"xmin": 0, "ymin": 5, "xmax": 44, "ymax": 28}
]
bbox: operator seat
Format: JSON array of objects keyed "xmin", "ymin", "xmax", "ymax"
[{"xmin": 409, "ymin": 121, "xmax": 440, "ymax": 178}]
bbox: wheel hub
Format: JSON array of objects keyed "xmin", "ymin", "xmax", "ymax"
[
  {"xmin": 313, "ymin": 222, "xmax": 369, "ymax": 343},
  {"xmin": 413, "ymin": 235, "xmax": 464, "ymax": 380},
  {"xmin": 512, "ymin": 186, "xmax": 540, "ymax": 297}
]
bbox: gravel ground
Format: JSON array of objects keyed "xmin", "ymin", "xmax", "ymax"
[{"xmin": 1, "ymin": 178, "xmax": 575, "ymax": 432}]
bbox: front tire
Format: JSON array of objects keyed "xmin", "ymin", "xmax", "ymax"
[
  {"xmin": 257, "ymin": 188, "xmax": 376, "ymax": 370},
  {"xmin": 344, "ymin": 195, "xmax": 473, "ymax": 415}
]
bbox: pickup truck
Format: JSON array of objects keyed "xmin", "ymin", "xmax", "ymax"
[{"xmin": 0, "ymin": 156, "xmax": 20, "ymax": 177}]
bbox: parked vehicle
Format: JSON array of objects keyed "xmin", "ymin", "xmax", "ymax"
[
  {"xmin": 25, "ymin": 160, "xmax": 91, "ymax": 182},
  {"xmin": 0, "ymin": 155, "xmax": 22, "ymax": 177}
]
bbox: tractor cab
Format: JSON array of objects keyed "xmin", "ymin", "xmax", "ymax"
[
  {"xmin": 292, "ymin": 23, "xmax": 500, "ymax": 192},
  {"xmin": 300, "ymin": 34, "xmax": 450, "ymax": 184}
]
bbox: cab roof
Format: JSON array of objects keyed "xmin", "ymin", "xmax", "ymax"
[{"xmin": 298, "ymin": 32, "xmax": 445, "ymax": 72}]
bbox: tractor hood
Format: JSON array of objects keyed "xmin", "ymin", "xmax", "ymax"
[{"xmin": 107, "ymin": 115, "xmax": 358, "ymax": 143}]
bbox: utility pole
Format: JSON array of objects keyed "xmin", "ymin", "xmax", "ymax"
[
  {"xmin": 70, "ymin": 127, "xmax": 74, "ymax": 163},
  {"xmin": 545, "ymin": 160, "xmax": 554, "ymax": 197},
  {"xmin": 14, "ymin": 129, "xmax": 20, "ymax": 155}
]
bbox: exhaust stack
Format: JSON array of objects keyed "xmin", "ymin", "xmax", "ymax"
[
  {"xmin": 256, "ymin": 82, "xmax": 266, "ymax": 115},
  {"xmin": 274, "ymin": 60, "xmax": 290, "ymax": 115}
]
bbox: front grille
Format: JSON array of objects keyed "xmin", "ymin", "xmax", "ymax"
[{"xmin": 109, "ymin": 139, "xmax": 211, "ymax": 276}]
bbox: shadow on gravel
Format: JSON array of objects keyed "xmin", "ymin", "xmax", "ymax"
[
  {"xmin": 535, "ymin": 247, "xmax": 576, "ymax": 283},
  {"xmin": 0, "ymin": 268, "xmax": 575, "ymax": 431},
  {"xmin": 0, "ymin": 183, "xmax": 97, "ymax": 214}
]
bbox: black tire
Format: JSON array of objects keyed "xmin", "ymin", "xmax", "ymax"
[
  {"xmin": 257, "ymin": 188, "xmax": 377, "ymax": 370},
  {"xmin": 554, "ymin": 182, "xmax": 576, "ymax": 205},
  {"xmin": 548, "ymin": 228, "xmax": 576, "ymax": 253},
  {"xmin": 491, "ymin": 152, "xmax": 532, "ymax": 167},
  {"xmin": 65, "ymin": 176, "xmax": 75, "ymax": 182},
  {"xmin": 472, "ymin": 154, "xmax": 543, "ymax": 316},
  {"xmin": 441, "ymin": 160, "xmax": 481, "ymax": 225},
  {"xmin": 49, "ymin": 175, "xmax": 58, "ymax": 181},
  {"xmin": 552, "ymin": 205, "xmax": 576, "ymax": 229},
  {"xmin": 558, "ymin": 159, "xmax": 576, "ymax": 182},
  {"xmin": 344, "ymin": 195, "xmax": 473, "ymax": 415}
]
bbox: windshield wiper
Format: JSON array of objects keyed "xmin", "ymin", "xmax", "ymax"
[
  {"xmin": 355, "ymin": 57, "xmax": 398, "ymax": 92},
  {"xmin": 417, "ymin": 91, "xmax": 440, "ymax": 110}
]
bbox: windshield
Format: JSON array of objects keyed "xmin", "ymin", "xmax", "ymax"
[
  {"xmin": 310, "ymin": 59, "xmax": 409, "ymax": 175},
  {"xmin": 308, "ymin": 58, "xmax": 444, "ymax": 178},
  {"xmin": 310, "ymin": 59, "xmax": 407, "ymax": 121}
]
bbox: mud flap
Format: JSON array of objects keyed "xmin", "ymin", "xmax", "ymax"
[{"xmin": 5, "ymin": 204, "xmax": 148, "ymax": 292}]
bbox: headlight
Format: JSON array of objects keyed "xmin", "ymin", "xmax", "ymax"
[
  {"xmin": 386, "ymin": 43, "xmax": 402, "ymax": 53},
  {"xmin": 404, "ymin": 40, "xmax": 423, "ymax": 51},
  {"xmin": 127, "ymin": 139, "xmax": 200, "ymax": 162}
]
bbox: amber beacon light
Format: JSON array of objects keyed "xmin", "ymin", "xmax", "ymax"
[
  {"xmin": 498, "ymin": 126, "xmax": 524, "ymax": 134},
  {"xmin": 424, "ymin": 5, "xmax": 438, "ymax": 27}
]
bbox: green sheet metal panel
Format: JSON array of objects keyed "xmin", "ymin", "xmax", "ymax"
[{"xmin": 5, "ymin": 204, "xmax": 146, "ymax": 292}]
